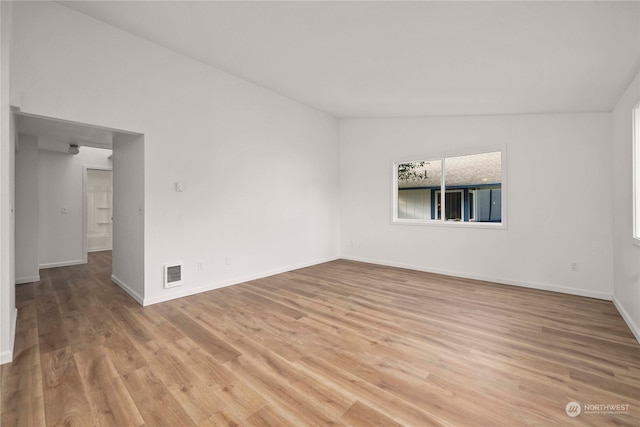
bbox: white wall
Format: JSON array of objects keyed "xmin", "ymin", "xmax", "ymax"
[
  {"xmin": 340, "ymin": 113, "xmax": 614, "ymax": 299},
  {"xmin": 0, "ymin": 0, "xmax": 16, "ymax": 364},
  {"xmin": 112, "ymin": 133, "xmax": 144, "ymax": 303},
  {"xmin": 11, "ymin": 1, "xmax": 340, "ymax": 305},
  {"xmin": 38, "ymin": 144, "xmax": 112, "ymax": 268},
  {"xmin": 612, "ymin": 71, "xmax": 640, "ymax": 341},
  {"xmin": 15, "ymin": 134, "xmax": 39, "ymax": 283}
]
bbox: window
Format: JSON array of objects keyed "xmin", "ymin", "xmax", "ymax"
[
  {"xmin": 393, "ymin": 149, "xmax": 505, "ymax": 227},
  {"xmin": 634, "ymin": 103, "xmax": 640, "ymax": 242}
]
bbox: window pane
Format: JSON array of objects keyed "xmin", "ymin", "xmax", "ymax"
[
  {"xmin": 394, "ymin": 150, "xmax": 504, "ymax": 226},
  {"xmin": 444, "ymin": 152, "xmax": 502, "ymax": 223},
  {"xmin": 397, "ymin": 159, "xmax": 442, "ymax": 220}
]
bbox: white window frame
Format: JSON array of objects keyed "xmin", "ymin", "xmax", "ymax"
[
  {"xmin": 633, "ymin": 102, "xmax": 640, "ymax": 245},
  {"xmin": 392, "ymin": 146, "xmax": 507, "ymax": 229}
]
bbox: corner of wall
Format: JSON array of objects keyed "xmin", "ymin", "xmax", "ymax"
[
  {"xmin": 0, "ymin": 307, "xmax": 17, "ymax": 364},
  {"xmin": 613, "ymin": 296, "xmax": 640, "ymax": 343},
  {"xmin": 111, "ymin": 274, "xmax": 144, "ymax": 306},
  {"xmin": 611, "ymin": 69, "xmax": 640, "ymax": 344},
  {"xmin": 0, "ymin": 0, "xmax": 16, "ymax": 365}
]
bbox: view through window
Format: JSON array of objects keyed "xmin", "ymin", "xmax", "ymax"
[{"xmin": 395, "ymin": 150, "xmax": 504, "ymax": 225}]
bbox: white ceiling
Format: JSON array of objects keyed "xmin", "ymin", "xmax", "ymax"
[
  {"xmin": 59, "ymin": 1, "xmax": 640, "ymax": 118},
  {"xmin": 16, "ymin": 113, "xmax": 114, "ymax": 152}
]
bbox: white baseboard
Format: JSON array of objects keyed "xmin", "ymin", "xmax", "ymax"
[
  {"xmin": 111, "ymin": 274, "xmax": 144, "ymax": 305},
  {"xmin": 341, "ymin": 255, "xmax": 612, "ymax": 301},
  {"xmin": 1, "ymin": 308, "xmax": 18, "ymax": 365},
  {"xmin": 88, "ymin": 247, "xmax": 112, "ymax": 253},
  {"xmin": 15, "ymin": 275, "xmax": 40, "ymax": 285},
  {"xmin": 39, "ymin": 259, "xmax": 86, "ymax": 269},
  {"xmin": 342, "ymin": 257, "xmax": 640, "ymax": 344},
  {"xmin": 613, "ymin": 296, "xmax": 640, "ymax": 344},
  {"xmin": 0, "ymin": 350, "xmax": 12, "ymax": 364},
  {"xmin": 143, "ymin": 255, "xmax": 340, "ymax": 306}
]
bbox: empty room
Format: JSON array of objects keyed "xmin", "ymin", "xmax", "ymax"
[{"xmin": 1, "ymin": 0, "xmax": 640, "ymax": 425}]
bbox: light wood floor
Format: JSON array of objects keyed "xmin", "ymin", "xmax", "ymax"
[{"xmin": 2, "ymin": 251, "xmax": 640, "ymax": 426}]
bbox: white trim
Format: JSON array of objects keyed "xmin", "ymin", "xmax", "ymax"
[
  {"xmin": 0, "ymin": 308, "xmax": 18, "ymax": 365},
  {"xmin": 15, "ymin": 275, "xmax": 40, "ymax": 285},
  {"xmin": 39, "ymin": 259, "xmax": 85, "ymax": 269},
  {"xmin": 392, "ymin": 217, "xmax": 506, "ymax": 230},
  {"xmin": 111, "ymin": 274, "xmax": 144, "ymax": 305},
  {"xmin": 143, "ymin": 255, "xmax": 340, "ymax": 306},
  {"xmin": 612, "ymin": 296, "xmax": 640, "ymax": 345},
  {"xmin": 341, "ymin": 255, "xmax": 612, "ymax": 301},
  {"xmin": 88, "ymin": 246, "xmax": 112, "ymax": 253},
  {"xmin": 633, "ymin": 102, "xmax": 640, "ymax": 243},
  {"xmin": 0, "ymin": 350, "xmax": 12, "ymax": 364}
]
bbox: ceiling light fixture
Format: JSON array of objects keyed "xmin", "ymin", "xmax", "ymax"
[{"xmin": 68, "ymin": 144, "xmax": 79, "ymax": 155}]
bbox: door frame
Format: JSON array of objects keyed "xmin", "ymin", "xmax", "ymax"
[{"xmin": 82, "ymin": 165, "xmax": 113, "ymax": 263}]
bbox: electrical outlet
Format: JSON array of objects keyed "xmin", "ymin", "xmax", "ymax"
[
  {"xmin": 225, "ymin": 257, "xmax": 231, "ymax": 266},
  {"xmin": 197, "ymin": 261, "xmax": 203, "ymax": 271},
  {"xmin": 570, "ymin": 262, "xmax": 579, "ymax": 272}
]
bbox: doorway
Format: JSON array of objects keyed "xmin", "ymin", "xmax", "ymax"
[
  {"xmin": 14, "ymin": 112, "xmax": 145, "ymax": 303},
  {"xmin": 84, "ymin": 167, "xmax": 113, "ymax": 254}
]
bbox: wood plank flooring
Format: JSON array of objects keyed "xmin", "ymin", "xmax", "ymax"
[{"xmin": 2, "ymin": 251, "xmax": 640, "ymax": 426}]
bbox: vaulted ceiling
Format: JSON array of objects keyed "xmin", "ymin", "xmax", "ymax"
[{"xmin": 59, "ymin": 1, "xmax": 640, "ymax": 118}]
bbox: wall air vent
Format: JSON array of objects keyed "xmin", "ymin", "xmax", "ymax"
[{"xmin": 163, "ymin": 263, "xmax": 183, "ymax": 288}]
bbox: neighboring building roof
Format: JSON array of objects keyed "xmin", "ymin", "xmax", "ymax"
[{"xmin": 398, "ymin": 151, "xmax": 501, "ymax": 189}]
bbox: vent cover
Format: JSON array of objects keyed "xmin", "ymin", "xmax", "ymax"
[{"xmin": 163, "ymin": 263, "xmax": 183, "ymax": 288}]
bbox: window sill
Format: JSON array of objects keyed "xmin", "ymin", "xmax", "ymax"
[{"xmin": 392, "ymin": 219, "xmax": 507, "ymax": 230}]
